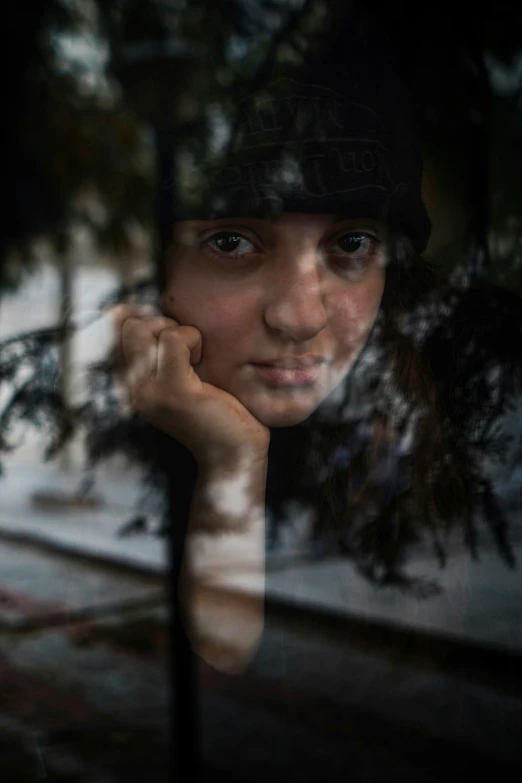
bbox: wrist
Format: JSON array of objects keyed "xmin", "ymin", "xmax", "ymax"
[
  {"xmin": 195, "ymin": 441, "xmax": 269, "ymax": 479},
  {"xmin": 190, "ymin": 446, "xmax": 268, "ymax": 537}
]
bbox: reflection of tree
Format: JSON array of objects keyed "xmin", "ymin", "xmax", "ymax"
[
  {"xmin": 3, "ymin": 0, "xmax": 522, "ymax": 287},
  {"xmin": 262, "ymin": 271, "xmax": 522, "ymax": 593},
  {"xmin": 1, "ymin": 0, "xmax": 522, "ymax": 592},
  {"xmin": 1, "ymin": 268, "xmax": 521, "ymax": 592},
  {"xmin": 2, "ymin": 0, "xmax": 154, "ymax": 292},
  {"xmin": 367, "ymin": 0, "xmax": 522, "ymax": 284}
]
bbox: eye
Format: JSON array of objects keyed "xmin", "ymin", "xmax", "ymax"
[
  {"xmin": 203, "ymin": 231, "xmax": 256, "ymax": 257},
  {"xmin": 334, "ymin": 232, "xmax": 377, "ymax": 257},
  {"xmin": 328, "ymin": 231, "xmax": 382, "ymax": 277}
]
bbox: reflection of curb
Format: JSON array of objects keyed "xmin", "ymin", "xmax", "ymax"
[
  {"xmin": 30, "ymin": 490, "xmax": 105, "ymax": 510},
  {"xmin": 0, "ymin": 525, "xmax": 165, "ymax": 580}
]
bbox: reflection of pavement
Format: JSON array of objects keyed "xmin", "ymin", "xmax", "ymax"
[
  {"xmin": 0, "ymin": 468, "xmax": 521, "ymax": 780},
  {"xmin": 266, "ymin": 543, "xmax": 522, "ymax": 653},
  {"xmin": 0, "ymin": 461, "xmax": 166, "ymax": 575},
  {"xmin": 1, "ymin": 460, "xmax": 522, "ymax": 655},
  {"xmin": 1, "ymin": 536, "xmax": 520, "ymax": 783},
  {"xmin": 0, "ymin": 537, "xmax": 169, "ymax": 781},
  {"xmin": 199, "ymin": 609, "xmax": 522, "ymax": 781}
]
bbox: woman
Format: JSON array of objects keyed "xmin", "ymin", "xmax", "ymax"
[
  {"xmin": 111, "ymin": 23, "xmax": 513, "ymax": 675},
  {"xmin": 115, "ymin": 211, "xmax": 391, "ymax": 671}
]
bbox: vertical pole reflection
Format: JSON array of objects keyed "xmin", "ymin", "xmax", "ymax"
[{"xmin": 155, "ymin": 124, "xmax": 201, "ymax": 780}]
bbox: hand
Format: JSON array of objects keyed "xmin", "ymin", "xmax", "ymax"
[{"xmin": 112, "ymin": 305, "xmax": 270, "ymax": 467}]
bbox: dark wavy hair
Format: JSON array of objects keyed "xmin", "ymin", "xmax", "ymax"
[
  {"xmin": 258, "ymin": 233, "xmax": 515, "ymax": 591},
  {"xmin": 254, "ymin": 236, "xmax": 452, "ymax": 585}
]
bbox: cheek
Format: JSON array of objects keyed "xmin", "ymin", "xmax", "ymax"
[
  {"xmin": 329, "ymin": 273, "xmax": 385, "ymax": 352},
  {"xmin": 202, "ymin": 305, "xmax": 253, "ymax": 356},
  {"xmin": 162, "ymin": 287, "xmax": 257, "ymax": 365},
  {"xmin": 197, "ymin": 300, "xmax": 257, "ymax": 385}
]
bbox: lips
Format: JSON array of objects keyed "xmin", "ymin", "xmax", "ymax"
[
  {"xmin": 253, "ymin": 356, "xmax": 324, "ymax": 369},
  {"xmin": 251, "ymin": 362, "xmax": 323, "ymax": 386}
]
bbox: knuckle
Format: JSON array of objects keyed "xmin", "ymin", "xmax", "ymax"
[
  {"xmin": 114, "ymin": 305, "xmax": 139, "ymax": 328},
  {"xmin": 111, "ymin": 303, "xmax": 129, "ymax": 320},
  {"xmin": 158, "ymin": 327, "xmax": 184, "ymax": 355},
  {"xmin": 159, "ymin": 324, "xmax": 180, "ymax": 339},
  {"xmin": 121, "ymin": 318, "xmax": 154, "ymax": 346},
  {"xmin": 120, "ymin": 316, "xmax": 140, "ymax": 338}
]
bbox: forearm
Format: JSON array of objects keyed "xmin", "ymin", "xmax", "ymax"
[{"xmin": 179, "ymin": 450, "xmax": 268, "ymax": 674}]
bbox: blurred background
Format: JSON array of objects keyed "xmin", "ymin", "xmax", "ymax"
[{"xmin": 0, "ymin": 1, "xmax": 522, "ymax": 781}]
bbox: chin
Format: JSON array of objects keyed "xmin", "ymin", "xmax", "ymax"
[
  {"xmin": 238, "ymin": 387, "xmax": 327, "ymax": 429},
  {"xmin": 255, "ymin": 406, "xmax": 316, "ymax": 429}
]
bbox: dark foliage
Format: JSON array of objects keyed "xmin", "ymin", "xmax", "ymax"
[{"xmin": 1, "ymin": 263, "xmax": 520, "ymax": 592}]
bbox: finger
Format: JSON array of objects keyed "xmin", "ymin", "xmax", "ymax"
[
  {"xmin": 120, "ymin": 317, "xmax": 160, "ymax": 386},
  {"xmin": 144, "ymin": 315, "xmax": 181, "ymax": 338},
  {"xmin": 177, "ymin": 325, "xmax": 203, "ymax": 366},
  {"xmin": 110, "ymin": 305, "xmax": 154, "ymax": 368},
  {"xmin": 156, "ymin": 325, "xmax": 203, "ymax": 387},
  {"xmin": 113, "ymin": 309, "xmax": 179, "ymax": 369},
  {"xmin": 111, "ymin": 305, "xmax": 175, "ymax": 344},
  {"xmin": 121, "ymin": 315, "xmax": 188, "ymax": 382},
  {"xmin": 111, "ymin": 304, "xmax": 158, "ymax": 337}
]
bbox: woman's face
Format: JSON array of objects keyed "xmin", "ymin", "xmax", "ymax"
[{"xmin": 160, "ymin": 213, "xmax": 386, "ymax": 428}]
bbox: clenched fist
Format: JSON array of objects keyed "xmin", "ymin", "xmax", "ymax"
[{"xmin": 112, "ymin": 305, "xmax": 270, "ymax": 469}]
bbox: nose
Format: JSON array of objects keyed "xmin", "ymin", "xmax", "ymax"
[{"xmin": 263, "ymin": 256, "xmax": 328, "ymax": 342}]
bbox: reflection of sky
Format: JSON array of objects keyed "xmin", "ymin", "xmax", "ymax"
[
  {"xmin": 53, "ymin": 20, "xmax": 522, "ymax": 104},
  {"xmin": 0, "ymin": 261, "xmax": 118, "ymax": 360},
  {"xmin": 54, "ymin": 33, "xmax": 108, "ymax": 69},
  {"xmin": 51, "ymin": 31, "xmax": 110, "ymax": 95},
  {"xmin": 207, "ymin": 105, "xmax": 232, "ymax": 156}
]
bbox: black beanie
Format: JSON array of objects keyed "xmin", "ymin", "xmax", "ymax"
[{"xmin": 167, "ymin": 25, "xmax": 431, "ymax": 254}]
